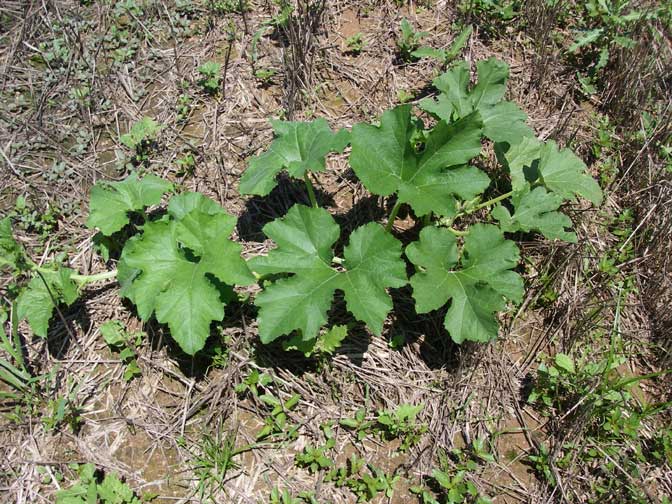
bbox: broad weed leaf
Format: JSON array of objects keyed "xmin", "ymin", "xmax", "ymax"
[
  {"xmin": 249, "ymin": 205, "xmax": 407, "ymax": 343},
  {"xmin": 117, "ymin": 193, "xmax": 254, "ymax": 355},
  {"xmin": 87, "ymin": 172, "xmax": 173, "ymax": 236},
  {"xmin": 239, "ymin": 118, "xmax": 350, "ymax": 196},
  {"xmin": 350, "ymin": 105, "xmax": 488, "ymax": 218},
  {"xmin": 493, "ymin": 185, "xmax": 577, "ymax": 242},
  {"xmin": 16, "ymin": 266, "xmax": 79, "ymax": 337},
  {"xmin": 283, "ymin": 324, "xmax": 348, "ymax": 357},
  {"xmin": 406, "ymin": 225, "xmax": 523, "ymax": 343}
]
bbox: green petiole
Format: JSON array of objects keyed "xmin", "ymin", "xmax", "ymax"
[
  {"xmin": 35, "ymin": 266, "xmax": 117, "ymax": 286},
  {"xmin": 304, "ymin": 173, "xmax": 318, "ymax": 208},
  {"xmin": 385, "ymin": 200, "xmax": 403, "ymax": 233}
]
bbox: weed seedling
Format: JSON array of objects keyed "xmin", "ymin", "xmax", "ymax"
[
  {"xmin": 325, "ymin": 453, "xmax": 366, "ymax": 487},
  {"xmin": 411, "ymin": 25, "xmax": 472, "ymax": 66},
  {"xmin": 176, "ymin": 92, "xmax": 193, "ymax": 123},
  {"xmin": 340, "ymin": 407, "xmax": 374, "ymax": 442},
  {"xmin": 349, "ymin": 464, "xmax": 400, "ymax": 502},
  {"xmin": 56, "ymin": 464, "xmax": 144, "ymax": 504},
  {"xmin": 100, "ymin": 320, "xmax": 142, "ymax": 382},
  {"xmin": 254, "ymin": 68, "xmax": 277, "ymax": 85},
  {"xmin": 345, "ymin": 33, "xmax": 365, "ymax": 55},
  {"xmin": 42, "ymin": 389, "xmax": 83, "ymax": 433},
  {"xmin": 256, "ymin": 392, "xmax": 301, "ymax": 441},
  {"xmin": 120, "ymin": 117, "xmax": 162, "ymax": 166},
  {"xmin": 234, "ymin": 369, "xmax": 273, "ymax": 397},
  {"xmin": 397, "ymin": 18, "xmax": 428, "ymax": 61},
  {"xmin": 375, "ymin": 403, "xmax": 427, "ymax": 452},
  {"xmin": 197, "ymin": 61, "xmax": 222, "ymax": 94}
]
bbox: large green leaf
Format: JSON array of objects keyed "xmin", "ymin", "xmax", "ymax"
[
  {"xmin": 419, "ymin": 58, "xmax": 534, "ymax": 145},
  {"xmin": 249, "ymin": 205, "xmax": 407, "ymax": 343},
  {"xmin": 350, "ymin": 105, "xmax": 488, "ymax": 218},
  {"xmin": 118, "ymin": 193, "xmax": 254, "ymax": 355},
  {"xmin": 503, "ymin": 138, "xmax": 603, "ymax": 205},
  {"xmin": 537, "ymin": 140, "xmax": 603, "ymax": 205},
  {"xmin": 406, "ymin": 225, "xmax": 523, "ymax": 343},
  {"xmin": 87, "ymin": 172, "xmax": 173, "ymax": 236},
  {"xmin": 16, "ymin": 266, "xmax": 79, "ymax": 337},
  {"xmin": 239, "ymin": 118, "xmax": 350, "ymax": 196},
  {"xmin": 493, "ymin": 186, "xmax": 577, "ymax": 242}
]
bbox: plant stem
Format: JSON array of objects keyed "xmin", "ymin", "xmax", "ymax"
[
  {"xmin": 385, "ymin": 200, "xmax": 402, "ymax": 233},
  {"xmin": 468, "ymin": 191, "xmax": 513, "ymax": 213},
  {"xmin": 421, "ymin": 212, "xmax": 432, "ymax": 227},
  {"xmin": 35, "ymin": 266, "xmax": 118, "ymax": 285},
  {"xmin": 304, "ymin": 173, "xmax": 318, "ymax": 208},
  {"xmin": 70, "ymin": 270, "xmax": 118, "ymax": 285},
  {"xmin": 447, "ymin": 227, "xmax": 469, "ymax": 237}
]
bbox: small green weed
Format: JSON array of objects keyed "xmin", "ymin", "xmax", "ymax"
[
  {"xmin": 198, "ymin": 61, "xmax": 222, "ymax": 94},
  {"xmin": 339, "ymin": 407, "xmax": 374, "ymax": 442},
  {"xmin": 208, "ymin": 0, "xmax": 248, "ymax": 15},
  {"xmin": 397, "ymin": 18, "xmax": 428, "ymax": 62},
  {"xmin": 411, "ymin": 446, "xmax": 494, "ymax": 503},
  {"xmin": 325, "ymin": 453, "xmax": 366, "ymax": 487},
  {"xmin": 348, "ymin": 464, "xmax": 400, "ymax": 502},
  {"xmin": 42, "ymin": 380, "xmax": 84, "ymax": 433},
  {"xmin": 254, "ymin": 68, "xmax": 277, "ymax": 85},
  {"xmin": 527, "ymin": 345, "xmax": 671, "ymax": 500},
  {"xmin": 269, "ymin": 486, "xmax": 317, "ymax": 504},
  {"xmin": 175, "ymin": 152, "xmax": 197, "ymax": 176},
  {"xmin": 256, "ymin": 392, "xmax": 301, "ymax": 441},
  {"xmin": 176, "ymin": 92, "xmax": 193, "ymax": 123},
  {"xmin": 184, "ymin": 428, "xmax": 241, "ymax": 501},
  {"xmin": 411, "ymin": 25, "xmax": 472, "ymax": 66},
  {"xmin": 10, "ymin": 195, "xmax": 59, "ymax": 238},
  {"xmin": 345, "ymin": 33, "xmax": 365, "ymax": 55},
  {"xmin": 120, "ymin": 117, "xmax": 162, "ymax": 166},
  {"xmin": 100, "ymin": 321, "xmax": 142, "ymax": 382},
  {"xmin": 55, "ymin": 463, "xmax": 148, "ymax": 503},
  {"xmin": 375, "ymin": 403, "xmax": 427, "ymax": 452}
]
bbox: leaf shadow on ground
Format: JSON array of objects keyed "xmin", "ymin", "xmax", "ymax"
[
  {"xmin": 332, "ymin": 192, "xmax": 387, "ymax": 239},
  {"xmin": 237, "ymin": 176, "xmax": 336, "ymax": 242},
  {"xmin": 120, "ymin": 284, "xmax": 256, "ymax": 379},
  {"xmin": 250, "ymin": 291, "xmax": 374, "ymax": 374},
  {"xmin": 41, "ymin": 285, "xmax": 109, "ymax": 359},
  {"xmin": 386, "ymin": 285, "xmax": 468, "ymax": 371}
]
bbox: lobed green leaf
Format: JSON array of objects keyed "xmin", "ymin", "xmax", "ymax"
[
  {"xmin": 87, "ymin": 172, "xmax": 173, "ymax": 236},
  {"xmin": 117, "ymin": 192, "xmax": 254, "ymax": 355},
  {"xmin": 493, "ymin": 186, "xmax": 577, "ymax": 242},
  {"xmin": 406, "ymin": 225, "xmax": 523, "ymax": 343},
  {"xmin": 420, "ymin": 58, "xmax": 534, "ymax": 146},
  {"xmin": 350, "ymin": 105, "xmax": 488, "ymax": 218},
  {"xmin": 16, "ymin": 266, "xmax": 79, "ymax": 338},
  {"xmin": 239, "ymin": 118, "xmax": 350, "ymax": 196},
  {"xmin": 503, "ymin": 138, "xmax": 603, "ymax": 205},
  {"xmin": 250, "ymin": 205, "xmax": 407, "ymax": 343}
]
